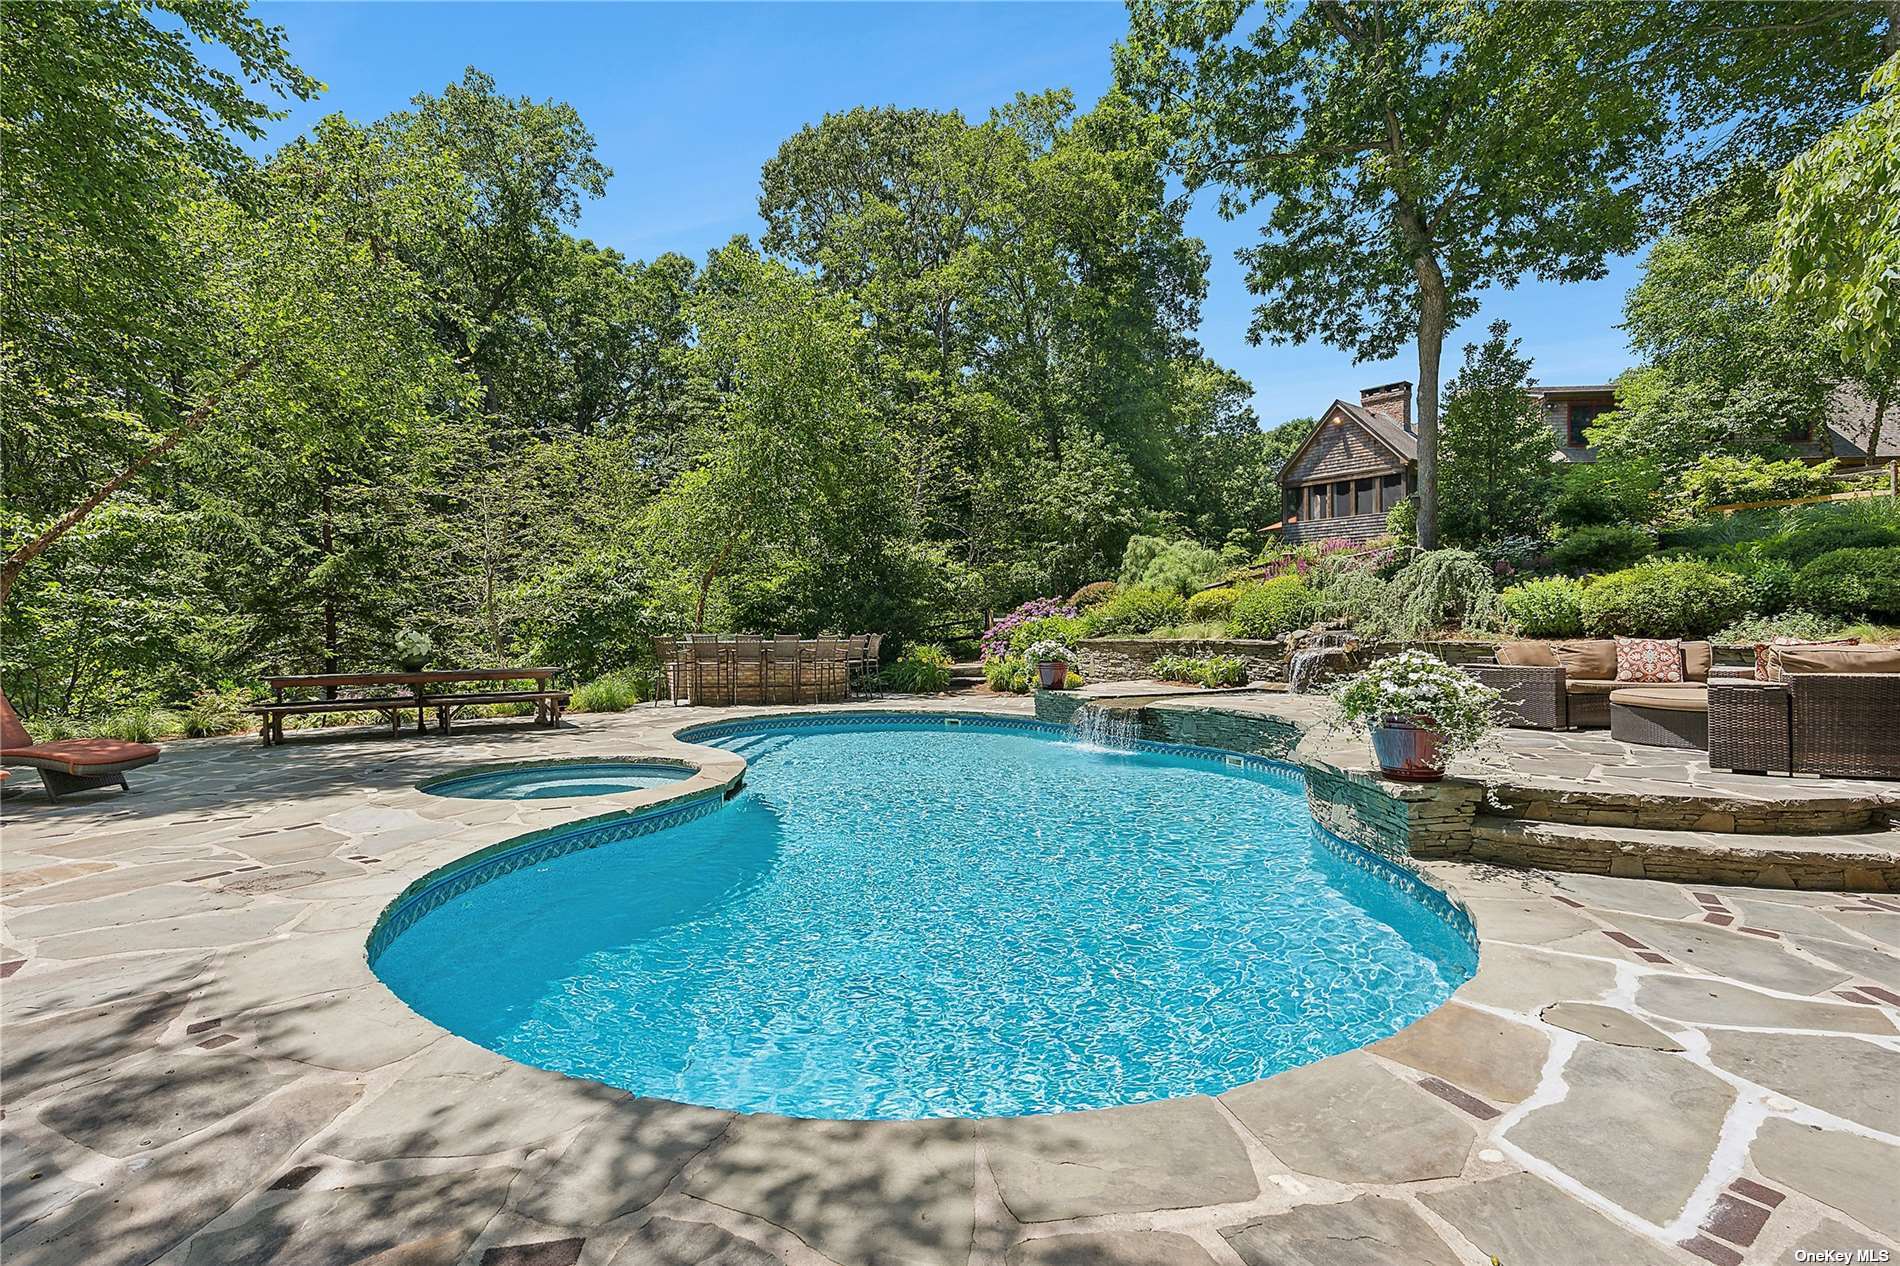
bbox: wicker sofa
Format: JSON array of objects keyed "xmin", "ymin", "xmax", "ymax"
[
  {"xmin": 1708, "ymin": 646, "xmax": 1900, "ymax": 779},
  {"xmin": 1461, "ymin": 639, "xmax": 1716, "ymax": 731}
]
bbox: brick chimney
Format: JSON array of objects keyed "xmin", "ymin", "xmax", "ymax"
[{"xmin": 1360, "ymin": 381, "xmax": 1414, "ymax": 432}]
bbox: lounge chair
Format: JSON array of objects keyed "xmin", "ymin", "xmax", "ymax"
[{"xmin": 1, "ymin": 690, "xmax": 161, "ymax": 802}]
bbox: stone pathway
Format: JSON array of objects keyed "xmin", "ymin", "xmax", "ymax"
[{"xmin": 1, "ymin": 699, "xmax": 1896, "ymax": 1265}]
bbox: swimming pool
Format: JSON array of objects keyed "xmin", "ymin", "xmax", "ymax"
[
  {"xmin": 420, "ymin": 760, "xmax": 693, "ymax": 800},
  {"xmin": 373, "ymin": 715, "xmax": 1475, "ymax": 1120}
]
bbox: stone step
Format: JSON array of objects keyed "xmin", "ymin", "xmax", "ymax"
[
  {"xmin": 1485, "ymin": 783, "xmax": 1894, "ymax": 835},
  {"xmin": 1470, "ymin": 815, "xmax": 1900, "ymax": 891}
]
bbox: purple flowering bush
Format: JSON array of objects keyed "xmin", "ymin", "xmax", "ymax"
[{"xmin": 981, "ymin": 598, "xmax": 1078, "ymax": 661}]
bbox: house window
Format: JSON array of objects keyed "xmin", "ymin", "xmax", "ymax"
[
  {"xmin": 1333, "ymin": 481, "xmax": 1352, "ymax": 517},
  {"xmin": 1380, "ymin": 473, "xmax": 1404, "ymax": 511},
  {"xmin": 1567, "ymin": 402, "xmax": 1603, "ymax": 447},
  {"xmin": 1784, "ymin": 418, "xmax": 1814, "ymax": 443},
  {"xmin": 1305, "ymin": 484, "xmax": 1326, "ymax": 520},
  {"xmin": 1355, "ymin": 478, "xmax": 1375, "ymax": 516}
]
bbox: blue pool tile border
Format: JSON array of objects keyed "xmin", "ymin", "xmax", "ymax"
[
  {"xmin": 367, "ymin": 789, "xmax": 727, "ymax": 963},
  {"xmin": 370, "ymin": 708, "xmax": 1475, "ymax": 967}
]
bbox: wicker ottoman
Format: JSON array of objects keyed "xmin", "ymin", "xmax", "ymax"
[{"xmin": 1609, "ymin": 685, "xmax": 1709, "ymax": 750}]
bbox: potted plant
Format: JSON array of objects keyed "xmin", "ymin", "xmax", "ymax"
[
  {"xmin": 1329, "ymin": 650, "xmax": 1500, "ymax": 782},
  {"xmin": 393, "ymin": 626, "xmax": 434, "ymax": 673},
  {"xmin": 1024, "ymin": 639, "xmax": 1076, "ymax": 690}
]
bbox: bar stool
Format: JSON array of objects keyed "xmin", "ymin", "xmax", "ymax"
[
  {"xmin": 769, "ymin": 634, "xmax": 803, "ymax": 703},
  {"xmin": 728, "ymin": 635, "xmax": 763, "ymax": 704}
]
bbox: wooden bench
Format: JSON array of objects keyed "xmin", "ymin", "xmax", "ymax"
[
  {"xmin": 423, "ymin": 690, "xmax": 570, "ymax": 733},
  {"xmin": 245, "ymin": 696, "xmax": 418, "ymax": 746}
]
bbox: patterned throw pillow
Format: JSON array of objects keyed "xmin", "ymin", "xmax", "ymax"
[
  {"xmin": 1615, "ymin": 637, "xmax": 1684, "ymax": 683},
  {"xmin": 1754, "ymin": 637, "xmax": 1858, "ymax": 680}
]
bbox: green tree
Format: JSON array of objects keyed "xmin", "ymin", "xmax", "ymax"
[
  {"xmin": 1764, "ymin": 51, "xmax": 1900, "ymax": 462},
  {"xmin": 0, "ymin": 0, "xmax": 318, "ymax": 606},
  {"xmin": 1437, "ymin": 322, "xmax": 1556, "ymax": 545},
  {"xmin": 1116, "ymin": 1, "xmax": 1894, "ymax": 550}
]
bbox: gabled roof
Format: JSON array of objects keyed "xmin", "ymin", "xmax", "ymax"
[
  {"xmin": 1823, "ymin": 381, "xmax": 1900, "ymax": 459},
  {"xmin": 1526, "ymin": 384, "xmax": 1616, "ymax": 397},
  {"xmin": 1334, "ymin": 400, "xmax": 1418, "ymax": 461},
  {"xmin": 1276, "ymin": 399, "xmax": 1416, "ymax": 488}
]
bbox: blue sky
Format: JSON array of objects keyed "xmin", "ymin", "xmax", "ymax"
[{"xmin": 251, "ymin": 1, "xmax": 1644, "ymax": 429}]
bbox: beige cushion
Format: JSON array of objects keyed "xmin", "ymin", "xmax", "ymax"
[
  {"xmin": 1769, "ymin": 645, "xmax": 1900, "ymax": 676},
  {"xmin": 1568, "ymin": 679, "xmax": 1702, "ymax": 696},
  {"xmin": 1552, "ymin": 639, "xmax": 1617, "ymax": 682},
  {"xmin": 1496, "ymin": 641, "xmax": 1559, "ymax": 668},
  {"xmin": 1682, "ymin": 641, "xmax": 1712, "ymax": 682},
  {"xmin": 1610, "ymin": 686, "xmax": 1709, "ymax": 712},
  {"xmin": 1755, "ymin": 636, "xmax": 1857, "ymax": 679}
]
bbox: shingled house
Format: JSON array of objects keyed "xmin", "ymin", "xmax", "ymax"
[{"xmin": 1272, "ymin": 379, "xmax": 1894, "ymax": 544}]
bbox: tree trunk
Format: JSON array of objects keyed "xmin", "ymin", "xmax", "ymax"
[
  {"xmin": 693, "ymin": 538, "xmax": 738, "ymax": 633},
  {"xmin": 0, "ymin": 356, "xmax": 260, "ymax": 609},
  {"xmin": 1412, "ymin": 253, "xmax": 1449, "ymax": 552}
]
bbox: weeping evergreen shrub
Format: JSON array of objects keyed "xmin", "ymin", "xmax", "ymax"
[{"xmin": 1389, "ymin": 549, "xmax": 1502, "ymax": 638}]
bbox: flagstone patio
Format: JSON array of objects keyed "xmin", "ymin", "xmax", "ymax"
[{"xmin": 2, "ymin": 698, "xmax": 1897, "ymax": 1266}]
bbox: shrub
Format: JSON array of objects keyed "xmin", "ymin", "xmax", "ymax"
[
  {"xmin": 1548, "ymin": 524, "xmax": 1654, "ymax": 574},
  {"xmin": 96, "ymin": 704, "xmax": 180, "ymax": 743},
  {"xmin": 1759, "ymin": 505, "xmax": 1900, "ymax": 565},
  {"xmin": 1118, "ymin": 535, "xmax": 1226, "ymax": 596},
  {"xmin": 1067, "ymin": 580, "xmax": 1118, "ymax": 609},
  {"xmin": 1712, "ymin": 610, "xmax": 1842, "ymax": 646},
  {"xmin": 1385, "ymin": 496, "xmax": 1418, "ymax": 543},
  {"xmin": 1580, "ymin": 560, "xmax": 1752, "ymax": 637},
  {"xmin": 1741, "ymin": 557, "xmax": 1797, "ymax": 616},
  {"xmin": 1552, "ymin": 461, "xmax": 1656, "ymax": 528},
  {"xmin": 984, "ymin": 656, "xmax": 1030, "ymax": 693},
  {"xmin": 982, "ymin": 598, "xmax": 1078, "ymax": 661},
  {"xmin": 1149, "ymin": 653, "xmax": 1248, "ymax": 687},
  {"xmin": 1184, "ymin": 585, "xmax": 1242, "ymax": 623},
  {"xmin": 1793, "ymin": 547, "xmax": 1900, "ymax": 619},
  {"xmin": 882, "ymin": 643, "xmax": 954, "ymax": 693},
  {"xmin": 179, "ymin": 690, "xmax": 248, "ymax": 738},
  {"xmin": 1500, "ymin": 577, "xmax": 1586, "ymax": 637},
  {"xmin": 569, "ymin": 670, "xmax": 648, "ymax": 713},
  {"xmin": 1389, "ymin": 549, "xmax": 1502, "ymax": 637},
  {"xmin": 1006, "ymin": 613, "xmax": 1086, "ymax": 657},
  {"xmin": 1313, "ymin": 569, "xmax": 1398, "ymax": 638},
  {"xmin": 1679, "ymin": 455, "xmax": 1844, "ymax": 512},
  {"xmin": 1082, "ymin": 585, "xmax": 1187, "ymax": 636},
  {"xmin": 1229, "ymin": 577, "xmax": 1318, "ymax": 639}
]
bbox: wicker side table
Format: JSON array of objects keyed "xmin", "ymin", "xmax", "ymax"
[{"xmin": 1708, "ymin": 681, "xmax": 1790, "ymax": 775}]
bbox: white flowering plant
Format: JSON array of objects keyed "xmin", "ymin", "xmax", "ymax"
[
  {"xmin": 392, "ymin": 626, "xmax": 434, "ymax": 668},
  {"xmin": 1328, "ymin": 650, "xmax": 1501, "ymax": 756},
  {"xmin": 1023, "ymin": 639, "xmax": 1076, "ymax": 666}
]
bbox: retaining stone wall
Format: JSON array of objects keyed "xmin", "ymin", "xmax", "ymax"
[{"xmin": 1076, "ymin": 639, "xmax": 1287, "ymax": 685}]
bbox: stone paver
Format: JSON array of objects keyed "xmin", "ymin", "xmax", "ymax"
[
  {"xmin": 684, "ymin": 1114, "xmax": 975, "ymax": 1266},
  {"xmin": 983, "ymin": 1097, "xmax": 1256, "ymax": 1222},
  {"xmin": 1008, "ymin": 1231, "xmax": 1220, "ymax": 1266},
  {"xmin": 1637, "ymin": 975, "xmax": 1898, "ymax": 1035},
  {"xmin": 1419, "ymin": 1171, "xmax": 1682, "ymax": 1266},
  {"xmin": 1220, "ymin": 1051, "xmax": 1475, "ymax": 1184},
  {"xmin": 1541, "ymin": 1001, "xmax": 1684, "ymax": 1050},
  {"xmin": 1371, "ymin": 1000, "xmax": 1549, "ymax": 1102},
  {"xmin": 1706, "ymin": 1030, "xmax": 1900, "ymax": 1133},
  {"xmin": 1224, "ymin": 1195, "xmax": 1460, "ymax": 1266},
  {"xmin": 0, "ymin": 698, "xmax": 1894, "ymax": 1266},
  {"xmin": 1506, "ymin": 1041, "xmax": 1734, "ymax": 1224},
  {"xmin": 1753, "ymin": 1118, "xmax": 1900, "ymax": 1240}
]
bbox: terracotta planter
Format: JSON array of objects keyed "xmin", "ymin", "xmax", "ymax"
[
  {"xmin": 1036, "ymin": 659, "xmax": 1069, "ymax": 690},
  {"xmin": 1368, "ymin": 715, "xmax": 1448, "ymax": 782}
]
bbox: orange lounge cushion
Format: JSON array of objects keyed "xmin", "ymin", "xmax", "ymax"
[
  {"xmin": 1610, "ymin": 686, "xmax": 1709, "ymax": 712},
  {"xmin": 1496, "ymin": 641, "xmax": 1560, "ymax": 668},
  {"xmin": 1551, "ymin": 639, "xmax": 1618, "ymax": 682},
  {"xmin": 1767, "ymin": 645, "xmax": 1900, "ymax": 677},
  {"xmin": 1, "ymin": 738, "xmax": 161, "ymax": 775}
]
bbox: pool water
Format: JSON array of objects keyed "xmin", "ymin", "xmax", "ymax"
[
  {"xmin": 374, "ymin": 719, "xmax": 1475, "ymax": 1119},
  {"xmin": 422, "ymin": 761, "xmax": 692, "ymax": 800}
]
